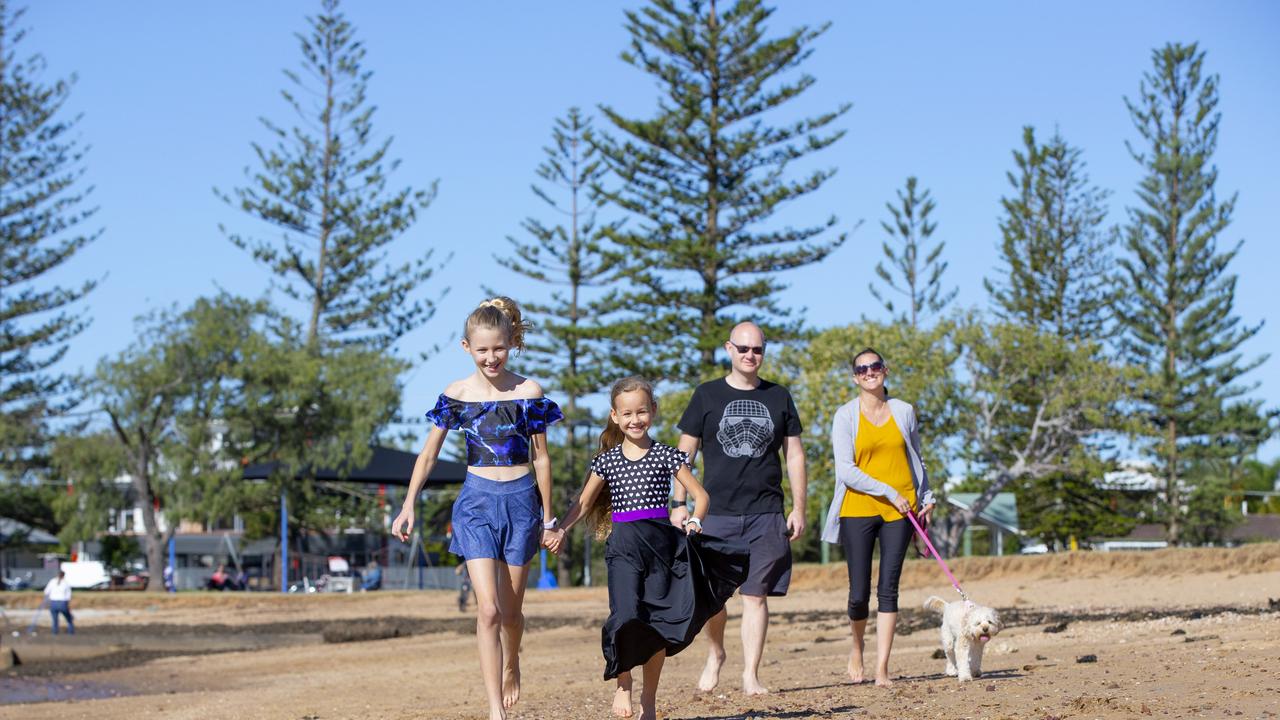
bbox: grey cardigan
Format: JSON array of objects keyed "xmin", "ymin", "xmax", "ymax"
[{"xmin": 820, "ymin": 396, "xmax": 935, "ymax": 545}]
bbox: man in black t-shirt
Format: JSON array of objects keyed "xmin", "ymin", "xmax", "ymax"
[{"xmin": 672, "ymin": 321, "xmax": 807, "ymax": 695}]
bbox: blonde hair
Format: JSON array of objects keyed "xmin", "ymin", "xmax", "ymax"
[
  {"xmin": 589, "ymin": 376, "xmax": 658, "ymax": 539},
  {"xmin": 464, "ymin": 296, "xmax": 529, "ymax": 351}
]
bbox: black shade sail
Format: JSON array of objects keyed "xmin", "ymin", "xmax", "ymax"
[{"xmin": 241, "ymin": 446, "xmax": 466, "ymax": 486}]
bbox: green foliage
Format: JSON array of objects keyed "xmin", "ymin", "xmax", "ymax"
[
  {"xmin": 0, "ymin": 480, "xmax": 60, "ymax": 536},
  {"xmin": 776, "ymin": 319, "xmax": 962, "ymax": 560},
  {"xmin": 0, "ymin": 3, "xmax": 99, "ymax": 479},
  {"xmin": 871, "ymin": 177, "xmax": 956, "ymax": 328},
  {"xmin": 1180, "ymin": 472, "xmax": 1241, "ymax": 546},
  {"xmin": 217, "ymin": 0, "xmax": 446, "ymax": 352},
  {"xmin": 595, "ymin": 0, "xmax": 850, "ymax": 383},
  {"xmin": 987, "ymin": 127, "xmax": 1116, "ymax": 340},
  {"xmin": 1117, "ymin": 42, "xmax": 1267, "ymax": 544},
  {"xmin": 936, "ymin": 321, "xmax": 1131, "ymax": 555},
  {"xmin": 54, "ymin": 294, "xmax": 405, "ymax": 589},
  {"xmin": 50, "ymin": 432, "xmax": 126, "ymax": 546},
  {"xmin": 985, "ymin": 126, "xmax": 1129, "ymax": 543},
  {"xmin": 98, "ymin": 534, "xmax": 141, "ymax": 574}
]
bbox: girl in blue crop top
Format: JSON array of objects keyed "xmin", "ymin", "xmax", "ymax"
[{"xmin": 392, "ymin": 297, "xmax": 562, "ymax": 718}]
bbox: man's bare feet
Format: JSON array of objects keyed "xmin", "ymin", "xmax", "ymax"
[
  {"xmin": 847, "ymin": 654, "xmax": 866, "ymax": 683},
  {"xmin": 502, "ymin": 660, "xmax": 521, "ymax": 708},
  {"xmin": 612, "ymin": 686, "xmax": 634, "ymax": 717},
  {"xmin": 696, "ymin": 649, "xmax": 726, "ymax": 693},
  {"xmin": 637, "ymin": 706, "xmax": 657, "ymax": 720},
  {"xmin": 742, "ymin": 674, "xmax": 770, "ymax": 696}
]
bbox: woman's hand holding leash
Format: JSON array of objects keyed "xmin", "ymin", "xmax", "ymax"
[{"xmin": 891, "ymin": 494, "xmax": 913, "ymax": 517}]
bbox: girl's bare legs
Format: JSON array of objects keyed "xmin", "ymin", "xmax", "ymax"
[
  {"xmin": 639, "ymin": 650, "xmax": 666, "ymax": 720},
  {"xmin": 466, "ymin": 558, "xmax": 506, "ymax": 720},
  {"xmin": 847, "ymin": 618, "xmax": 867, "ymax": 683},
  {"xmin": 497, "ymin": 561, "xmax": 532, "ymax": 709},
  {"xmin": 875, "ymin": 611, "xmax": 898, "ymax": 686},
  {"xmin": 613, "ymin": 671, "xmax": 634, "ymax": 717}
]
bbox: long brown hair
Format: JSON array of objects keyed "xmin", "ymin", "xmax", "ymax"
[{"xmin": 588, "ymin": 376, "xmax": 657, "ymax": 539}]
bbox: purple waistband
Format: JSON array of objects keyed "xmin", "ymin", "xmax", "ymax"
[{"xmin": 611, "ymin": 507, "xmax": 669, "ymax": 523}]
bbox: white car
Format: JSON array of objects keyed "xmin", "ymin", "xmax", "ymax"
[{"xmin": 59, "ymin": 561, "xmax": 111, "ymax": 590}]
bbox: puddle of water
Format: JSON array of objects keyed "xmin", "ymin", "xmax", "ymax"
[{"xmin": 0, "ymin": 676, "xmax": 133, "ymax": 704}]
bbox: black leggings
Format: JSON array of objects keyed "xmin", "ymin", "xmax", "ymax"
[{"xmin": 840, "ymin": 515, "xmax": 911, "ymax": 620}]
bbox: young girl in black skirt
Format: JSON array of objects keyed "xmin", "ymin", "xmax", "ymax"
[{"xmin": 546, "ymin": 377, "xmax": 748, "ymax": 720}]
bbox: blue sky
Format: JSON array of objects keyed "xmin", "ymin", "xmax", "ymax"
[{"xmin": 27, "ymin": 1, "xmax": 1280, "ymax": 458}]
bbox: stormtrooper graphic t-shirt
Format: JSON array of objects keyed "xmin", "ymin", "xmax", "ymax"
[{"xmin": 678, "ymin": 379, "xmax": 802, "ymax": 515}]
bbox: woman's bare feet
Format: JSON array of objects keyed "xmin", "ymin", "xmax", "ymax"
[
  {"xmin": 502, "ymin": 660, "xmax": 521, "ymax": 708},
  {"xmin": 741, "ymin": 674, "xmax": 770, "ymax": 696},
  {"xmin": 874, "ymin": 668, "xmax": 893, "ymax": 687},
  {"xmin": 847, "ymin": 653, "xmax": 866, "ymax": 683},
  {"xmin": 696, "ymin": 649, "xmax": 726, "ymax": 692},
  {"xmin": 612, "ymin": 685, "xmax": 634, "ymax": 717},
  {"xmin": 637, "ymin": 705, "xmax": 657, "ymax": 720}
]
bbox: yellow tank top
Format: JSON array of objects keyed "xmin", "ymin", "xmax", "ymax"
[{"xmin": 839, "ymin": 412, "xmax": 916, "ymax": 520}]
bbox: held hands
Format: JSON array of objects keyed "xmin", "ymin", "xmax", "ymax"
[
  {"xmin": 669, "ymin": 504, "xmax": 690, "ymax": 529},
  {"xmin": 391, "ymin": 505, "xmax": 415, "ymax": 542},
  {"xmin": 542, "ymin": 528, "xmax": 566, "ymax": 555},
  {"xmin": 682, "ymin": 517, "xmax": 703, "ymax": 536},
  {"xmin": 786, "ymin": 507, "xmax": 806, "ymax": 541}
]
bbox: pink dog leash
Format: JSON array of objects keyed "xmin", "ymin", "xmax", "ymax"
[{"xmin": 903, "ymin": 509, "xmax": 970, "ymax": 604}]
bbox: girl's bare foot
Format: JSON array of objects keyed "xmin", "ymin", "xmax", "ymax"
[
  {"xmin": 847, "ymin": 654, "xmax": 865, "ymax": 683},
  {"xmin": 695, "ymin": 649, "xmax": 725, "ymax": 693},
  {"xmin": 612, "ymin": 686, "xmax": 634, "ymax": 717},
  {"xmin": 502, "ymin": 661, "xmax": 521, "ymax": 708}
]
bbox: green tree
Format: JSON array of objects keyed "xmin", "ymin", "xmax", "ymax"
[
  {"xmin": 870, "ymin": 177, "xmax": 955, "ymax": 328},
  {"xmin": 935, "ymin": 322, "xmax": 1129, "ymax": 557},
  {"xmin": 56, "ymin": 295, "xmax": 404, "ymax": 590},
  {"xmin": 0, "ymin": 3, "xmax": 98, "ymax": 478},
  {"xmin": 986, "ymin": 126, "xmax": 1128, "ymax": 546},
  {"xmin": 776, "ymin": 319, "xmax": 963, "ymax": 561},
  {"xmin": 595, "ymin": 0, "xmax": 850, "ymax": 382},
  {"xmin": 495, "ymin": 107, "xmax": 619, "ymax": 586},
  {"xmin": 217, "ymin": 0, "xmax": 446, "ymax": 352},
  {"xmin": 987, "ymin": 127, "xmax": 1116, "ymax": 340},
  {"xmin": 1117, "ymin": 43, "xmax": 1266, "ymax": 544}
]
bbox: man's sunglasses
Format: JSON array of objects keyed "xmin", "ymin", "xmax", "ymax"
[
  {"xmin": 853, "ymin": 360, "xmax": 886, "ymax": 376},
  {"xmin": 731, "ymin": 344, "xmax": 765, "ymax": 356}
]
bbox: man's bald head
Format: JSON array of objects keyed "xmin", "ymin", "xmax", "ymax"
[
  {"xmin": 725, "ymin": 321, "xmax": 766, "ymax": 379},
  {"xmin": 728, "ymin": 322, "xmax": 766, "ymax": 347}
]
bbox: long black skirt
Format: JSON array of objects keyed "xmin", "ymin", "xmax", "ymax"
[{"xmin": 602, "ymin": 519, "xmax": 750, "ymax": 679}]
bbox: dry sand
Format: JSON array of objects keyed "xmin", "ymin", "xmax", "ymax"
[{"xmin": 2, "ymin": 545, "xmax": 1278, "ymax": 719}]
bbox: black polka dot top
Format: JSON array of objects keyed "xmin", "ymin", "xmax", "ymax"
[{"xmin": 589, "ymin": 442, "xmax": 689, "ymax": 522}]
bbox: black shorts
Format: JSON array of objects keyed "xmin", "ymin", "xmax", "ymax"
[{"xmin": 700, "ymin": 512, "xmax": 792, "ymax": 597}]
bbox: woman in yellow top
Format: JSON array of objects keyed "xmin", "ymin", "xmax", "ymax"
[{"xmin": 819, "ymin": 348, "xmax": 935, "ymax": 687}]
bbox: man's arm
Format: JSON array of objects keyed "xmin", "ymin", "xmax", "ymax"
[{"xmin": 783, "ymin": 434, "xmax": 807, "ymax": 541}]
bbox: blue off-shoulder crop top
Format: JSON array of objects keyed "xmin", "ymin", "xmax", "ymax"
[{"xmin": 425, "ymin": 394, "xmax": 564, "ymax": 467}]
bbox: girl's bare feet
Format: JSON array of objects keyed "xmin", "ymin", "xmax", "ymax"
[
  {"xmin": 502, "ymin": 660, "xmax": 521, "ymax": 708},
  {"xmin": 612, "ymin": 685, "xmax": 634, "ymax": 717},
  {"xmin": 696, "ymin": 649, "xmax": 725, "ymax": 692}
]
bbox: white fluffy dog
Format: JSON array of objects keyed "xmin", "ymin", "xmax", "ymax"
[{"xmin": 923, "ymin": 596, "xmax": 1003, "ymax": 682}]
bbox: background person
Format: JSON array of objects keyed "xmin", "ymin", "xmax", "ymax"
[{"xmin": 43, "ymin": 569, "xmax": 74, "ymax": 635}]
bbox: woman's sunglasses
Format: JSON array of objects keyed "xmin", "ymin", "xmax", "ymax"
[{"xmin": 853, "ymin": 360, "xmax": 886, "ymax": 376}]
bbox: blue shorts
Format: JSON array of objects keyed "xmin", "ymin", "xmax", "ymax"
[{"xmin": 449, "ymin": 473, "xmax": 542, "ymax": 566}]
